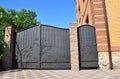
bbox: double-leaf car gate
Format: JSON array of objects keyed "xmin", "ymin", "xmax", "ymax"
[{"xmin": 15, "ymin": 25, "xmax": 70, "ymax": 69}]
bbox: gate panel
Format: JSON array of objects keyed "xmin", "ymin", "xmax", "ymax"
[
  {"xmin": 15, "ymin": 26, "xmax": 40, "ymax": 68},
  {"xmin": 40, "ymin": 25, "xmax": 70, "ymax": 69},
  {"xmin": 15, "ymin": 25, "xmax": 70, "ymax": 69},
  {"xmin": 78, "ymin": 25, "xmax": 98, "ymax": 69}
]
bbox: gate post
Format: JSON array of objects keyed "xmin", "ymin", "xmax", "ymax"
[
  {"xmin": 70, "ymin": 23, "xmax": 79, "ymax": 71},
  {"xmin": 3, "ymin": 26, "xmax": 15, "ymax": 70}
]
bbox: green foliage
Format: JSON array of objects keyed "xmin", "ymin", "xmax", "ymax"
[
  {"xmin": 0, "ymin": 26, "xmax": 5, "ymax": 60},
  {"xmin": 0, "ymin": 6, "xmax": 39, "ymax": 31},
  {"xmin": 0, "ymin": 54, "xmax": 3, "ymax": 61},
  {"xmin": 0, "ymin": 6, "xmax": 39, "ymax": 60},
  {"xmin": 15, "ymin": 9, "xmax": 39, "ymax": 31}
]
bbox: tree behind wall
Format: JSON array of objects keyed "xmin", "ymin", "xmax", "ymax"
[{"xmin": 0, "ymin": 6, "xmax": 39, "ymax": 69}]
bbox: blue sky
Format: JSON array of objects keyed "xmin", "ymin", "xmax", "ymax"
[{"xmin": 0, "ymin": 0, "xmax": 76, "ymax": 28}]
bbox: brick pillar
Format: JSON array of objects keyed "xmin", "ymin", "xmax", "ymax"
[
  {"xmin": 3, "ymin": 26, "xmax": 15, "ymax": 70},
  {"xmin": 91, "ymin": 0, "xmax": 110, "ymax": 69},
  {"xmin": 70, "ymin": 23, "xmax": 79, "ymax": 71}
]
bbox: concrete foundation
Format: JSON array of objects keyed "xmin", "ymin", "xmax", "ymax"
[
  {"xmin": 112, "ymin": 52, "xmax": 120, "ymax": 69},
  {"xmin": 98, "ymin": 52, "xmax": 110, "ymax": 69}
]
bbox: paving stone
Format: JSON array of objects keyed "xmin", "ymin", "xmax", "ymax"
[{"xmin": 0, "ymin": 69, "xmax": 120, "ymax": 79}]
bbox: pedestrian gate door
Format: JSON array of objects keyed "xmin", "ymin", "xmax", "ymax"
[
  {"xmin": 78, "ymin": 25, "xmax": 98, "ymax": 69},
  {"xmin": 15, "ymin": 25, "xmax": 70, "ymax": 69}
]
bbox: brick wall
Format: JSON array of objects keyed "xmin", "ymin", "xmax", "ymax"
[
  {"xmin": 74, "ymin": 0, "xmax": 120, "ymax": 69},
  {"xmin": 75, "ymin": 0, "xmax": 108, "ymax": 52},
  {"xmin": 76, "ymin": 0, "xmax": 120, "ymax": 52},
  {"xmin": 74, "ymin": 0, "xmax": 110, "ymax": 69}
]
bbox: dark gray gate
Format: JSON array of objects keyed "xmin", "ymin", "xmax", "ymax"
[
  {"xmin": 15, "ymin": 24, "xmax": 70, "ymax": 69},
  {"xmin": 77, "ymin": 25, "xmax": 98, "ymax": 69}
]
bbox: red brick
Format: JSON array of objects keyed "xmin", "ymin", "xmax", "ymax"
[
  {"xmin": 94, "ymin": 16, "xmax": 105, "ymax": 22},
  {"xmin": 93, "ymin": 9, "xmax": 104, "ymax": 15},
  {"xmin": 111, "ymin": 46, "xmax": 120, "ymax": 52},
  {"xmin": 97, "ymin": 45, "xmax": 108, "ymax": 52},
  {"xmin": 96, "ymin": 30, "xmax": 107, "ymax": 36},
  {"xmin": 95, "ymin": 25, "xmax": 106, "ymax": 29},
  {"xmin": 97, "ymin": 37, "xmax": 107, "ymax": 44},
  {"xmin": 93, "ymin": 4, "xmax": 103, "ymax": 8},
  {"xmin": 94, "ymin": 22, "xmax": 106, "ymax": 28}
]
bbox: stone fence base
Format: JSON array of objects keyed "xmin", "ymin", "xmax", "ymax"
[{"xmin": 112, "ymin": 52, "xmax": 120, "ymax": 69}]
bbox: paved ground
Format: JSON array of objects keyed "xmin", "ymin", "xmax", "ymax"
[{"xmin": 0, "ymin": 69, "xmax": 120, "ymax": 79}]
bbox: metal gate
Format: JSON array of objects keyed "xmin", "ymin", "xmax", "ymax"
[
  {"xmin": 77, "ymin": 25, "xmax": 98, "ymax": 69},
  {"xmin": 15, "ymin": 24, "xmax": 70, "ymax": 69}
]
